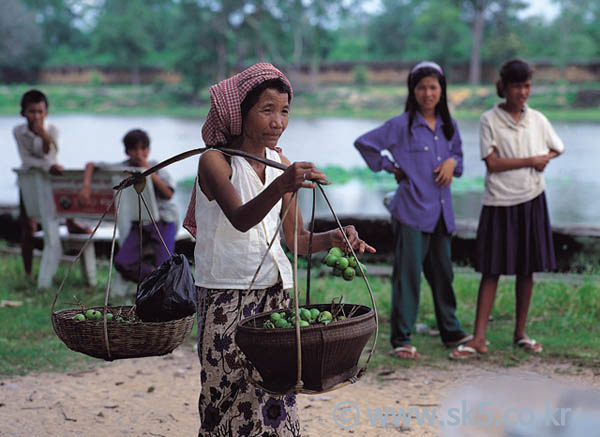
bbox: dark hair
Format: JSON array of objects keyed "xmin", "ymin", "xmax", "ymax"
[
  {"xmin": 240, "ymin": 78, "xmax": 291, "ymax": 121},
  {"xmin": 123, "ymin": 129, "xmax": 150, "ymax": 151},
  {"xmin": 405, "ymin": 67, "xmax": 455, "ymax": 141},
  {"xmin": 20, "ymin": 89, "xmax": 49, "ymax": 114},
  {"xmin": 496, "ymin": 59, "xmax": 533, "ymax": 98}
]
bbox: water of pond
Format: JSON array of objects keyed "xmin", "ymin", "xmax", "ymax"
[{"xmin": 1, "ymin": 115, "xmax": 598, "ymax": 227}]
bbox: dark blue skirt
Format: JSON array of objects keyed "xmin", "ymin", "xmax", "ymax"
[{"xmin": 475, "ymin": 192, "xmax": 556, "ymax": 275}]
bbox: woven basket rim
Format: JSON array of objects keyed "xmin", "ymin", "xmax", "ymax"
[
  {"xmin": 52, "ymin": 305, "xmax": 194, "ymax": 325},
  {"xmin": 236, "ymin": 303, "xmax": 373, "ymax": 333}
]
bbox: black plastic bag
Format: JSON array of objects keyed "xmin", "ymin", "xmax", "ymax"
[{"xmin": 135, "ymin": 254, "xmax": 197, "ymax": 322}]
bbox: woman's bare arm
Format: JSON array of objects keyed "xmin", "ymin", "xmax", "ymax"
[{"xmin": 198, "ymin": 150, "xmax": 321, "ymax": 232}]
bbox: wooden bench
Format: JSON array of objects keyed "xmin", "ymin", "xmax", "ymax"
[{"xmin": 15, "ymin": 167, "xmax": 162, "ymax": 292}]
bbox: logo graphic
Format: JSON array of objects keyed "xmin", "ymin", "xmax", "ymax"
[{"xmin": 333, "ymin": 401, "xmax": 360, "ymax": 429}]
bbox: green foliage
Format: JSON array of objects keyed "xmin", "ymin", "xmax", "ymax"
[{"xmin": 2, "ymin": 0, "xmax": 599, "ymax": 90}]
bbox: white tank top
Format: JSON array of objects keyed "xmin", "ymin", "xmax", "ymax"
[{"xmin": 193, "ymin": 148, "xmax": 293, "ymax": 289}]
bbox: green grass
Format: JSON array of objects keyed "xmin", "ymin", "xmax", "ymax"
[
  {"xmin": 0, "ymin": 253, "xmax": 196, "ymax": 377},
  {"xmin": 2, "ymin": 82, "xmax": 600, "ymax": 121},
  {"xmin": 1, "ymin": 251, "xmax": 598, "ymax": 378},
  {"xmin": 295, "ymin": 268, "xmax": 600, "ymax": 371}
]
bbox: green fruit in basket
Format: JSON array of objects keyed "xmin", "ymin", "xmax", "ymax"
[
  {"xmin": 310, "ymin": 308, "xmax": 320, "ymax": 321},
  {"xmin": 105, "ymin": 313, "xmax": 114, "ymax": 321},
  {"xmin": 85, "ymin": 309, "xmax": 96, "ymax": 320},
  {"xmin": 329, "ymin": 247, "xmax": 343, "ymax": 257},
  {"xmin": 275, "ymin": 318, "xmax": 289, "ymax": 328},
  {"xmin": 348, "ymin": 256, "xmax": 358, "ymax": 268},
  {"xmin": 335, "ymin": 257, "xmax": 349, "ymax": 270},
  {"xmin": 299, "ymin": 320, "xmax": 310, "ymax": 327},
  {"xmin": 270, "ymin": 312, "xmax": 282, "ymax": 322},
  {"xmin": 332, "ymin": 267, "xmax": 343, "ymax": 277},
  {"xmin": 115, "ymin": 316, "xmax": 125, "ymax": 322},
  {"xmin": 343, "ymin": 267, "xmax": 356, "ymax": 281},
  {"xmin": 264, "ymin": 320, "xmax": 275, "ymax": 329},
  {"xmin": 93, "ymin": 310, "xmax": 103, "ymax": 320},
  {"xmin": 318, "ymin": 311, "xmax": 333, "ymax": 323},
  {"xmin": 337, "ymin": 315, "xmax": 346, "ymax": 321},
  {"xmin": 73, "ymin": 313, "xmax": 86, "ymax": 321},
  {"xmin": 300, "ymin": 308, "xmax": 312, "ymax": 322},
  {"xmin": 324, "ymin": 254, "xmax": 338, "ymax": 267}
]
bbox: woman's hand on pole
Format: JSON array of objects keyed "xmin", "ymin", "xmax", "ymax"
[
  {"xmin": 276, "ymin": 161, "xmax": 327, "ymax": 195},
  {"xmin": 330, "ymin": 225, "xmax": 376, "ymax": 254}
]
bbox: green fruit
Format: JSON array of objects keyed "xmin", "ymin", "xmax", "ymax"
[
  {"xmin": 318, "ymin": 311, "xmax": 333, "ymax": 323},
  {"xmin": 348, "ymin": 256, "xmax": 358, "ymax": 268},
  {"xmin": 335, "ymin": 257, "xmax": 349, "ymax": 270},
  {"xmin": 300, "ymin": 308, "xmax": 312, "ymax": 322},
  {"xmin": 299, "ymin": 320, "xmax": 310, "ymax": 327},
  {"xmin": 264, "ymin": 320, "xmax": 275, "ymax": 329},
  {"xmin": 329, "ymin": 247, "xmax": 343, "ymax": 257},
  {"xmin": 324, "ymin": 254, "xmax": 338, "ymax": 267},
  {"xmin": 85, "ymin": 309, "xmax": 96, "ymax": 320},
  {"xmin": 275, "ymin": 318, "xmax": 288, "ymax": 328},
  {"xmin": 332, "ymin": 268, "xmax": 343, "ymax": 277},
  {"xmin": 337, "ymin": 315, "xmax": 346, "ymax": 321},
  {"xmin": 115, "ymin": 316, "xmax": 125, "ymax": 322},
  {"xmin": 92, "ymin": 310, "xmax": 102, "ymax": 320},
  {"xmin": 105, "ymin": 313, "xmax": 114, "ymax": 321},
  {"xmin": 343, "ymin": 267, "xmax": 356, "ymax": 281},
  {"xmin": 73, "ymin": 313, "xmax": 86, "ymax": 321},
  {"xmin": 270, "ymin": 312, "xmax": 282, "ymax": 322},
  {"xmin": 359, "ymin": 263, "xmax": 368, "ymax": 274},
  {"xmin": 310, "ymin": 308, "xmax": 320, "ymax": 321}
]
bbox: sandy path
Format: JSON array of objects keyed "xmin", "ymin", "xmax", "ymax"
[{"xmin": 1, "ymin": 346, "xmax": 598, "ymax": 436}]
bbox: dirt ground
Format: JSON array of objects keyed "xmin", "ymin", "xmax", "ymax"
[{"xmin": 1, "ymin": 346, "xmax": 599, "ymax": 437}]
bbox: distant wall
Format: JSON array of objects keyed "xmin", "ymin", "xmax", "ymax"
[
  {"xmin": 38, "ymin": 66, "xmax": 182, "ymax": 85},
  {"xmin": 289, "ymin": 60, "xmax": 600, "ymax": 87},
  {"xmin": 20, "ymin": 60, "xmax": 600, "ymax": 86}
]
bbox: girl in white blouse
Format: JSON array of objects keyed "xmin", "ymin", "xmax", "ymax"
[{"xmin": 451, "ymin": 59, "xmax": 564, "ymax": 359}]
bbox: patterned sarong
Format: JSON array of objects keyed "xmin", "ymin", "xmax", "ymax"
[{"xmin": 196, "ymin": 283, "xmax": 300, "ymax": 436}]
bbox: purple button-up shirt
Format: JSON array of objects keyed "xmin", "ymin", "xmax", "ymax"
[{"xmin": 354, "ymin": 112, "xmax": 463, "ymax": 234}]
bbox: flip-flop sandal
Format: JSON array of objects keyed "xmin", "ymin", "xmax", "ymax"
[
  {"xmin": 449, "ymin": 345, "xmax": 484, "ymax": 360},
  {"xmin": 444, "ymin": 334, "xmax": 474, "ymax": 348},
  {"xmin": 389, "ymin": 345, "xmax": 420, "ymax": 359},
  {"xmin": 514, "ymin": 338, "xmax": 543, "ymax": 353}
]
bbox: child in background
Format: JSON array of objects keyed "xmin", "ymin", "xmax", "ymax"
[
  {"xmin": 13, "ymin": 89, "xmax": 91, "ymax": 277},
  {"xmin": 450, "ymin": 59, "xmax": 564, "ymax": 359},
  {"xmin": 78, "ymin": 129, "xmax": 178, "ymax": 282}
]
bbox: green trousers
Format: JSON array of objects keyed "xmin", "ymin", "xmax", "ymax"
[{"xmin": 391, "ymin": 217, "xmax": 466, "ymax": 348}]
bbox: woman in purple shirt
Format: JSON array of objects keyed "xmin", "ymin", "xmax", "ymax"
[{"xmin": 355, "ymin": 61, "xmax": 471, "ymax": 359}]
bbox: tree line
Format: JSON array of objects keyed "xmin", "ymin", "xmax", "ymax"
[{"xmin": 1, "ymin": 0, "xmax": 599, "ymax": 89}]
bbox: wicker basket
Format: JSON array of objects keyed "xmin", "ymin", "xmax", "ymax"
[
  {"xmin": 52, "ymin": 305, "xmax": 194, "ymax": 361},
  {"xmin": 235, "ymin": 303, "xmax": 376, "ymax": 393}
]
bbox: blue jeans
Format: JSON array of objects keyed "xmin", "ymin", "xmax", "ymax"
[{"xmin": 114, "ymin": 221, "xmax": 176, "ymax": 282}]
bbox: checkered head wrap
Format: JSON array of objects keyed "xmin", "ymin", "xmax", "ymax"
[
  {"xmin": 183, "ymin": 63, "xmax": 292, "ymax": 236},
  {"xmin": 201, "ymin": 62, "xmax": 293, "ymax": 146}
]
